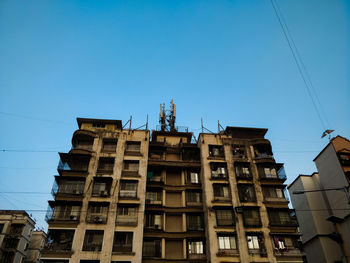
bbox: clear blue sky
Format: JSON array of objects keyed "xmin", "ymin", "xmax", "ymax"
[{"xmin": 0, "ymin": 0, "xmax": 349, "ymax": 230}]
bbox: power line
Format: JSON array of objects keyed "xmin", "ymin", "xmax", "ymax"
[
  {"xmin": 0, "ymin": 111, "xmax": 71, "ymax": 125},
  {"xmin": 269, "ymin": 0, "xmax": 328, "ymax": 130},
  {"xmin": 1, "ymin": 149, "xmax": 60, "ymax": 153}
]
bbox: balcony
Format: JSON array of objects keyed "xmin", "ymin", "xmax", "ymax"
[
  {"xmin": 52, "ymin": 178, "xmax": 85, "ymax": 199},
  {"xmin": 45, "ymin": 203, "xmax": 81, "ymax": 224},
  {"xmin": 119, "ymin": 190, "xmax": 137, "ymax": 199},
  {"xmin": 268, "ymin": 210, "xmax": 298, "ymax": 227},
  {"xmin": 116, "ymin": 215, "xmax": 138, "ymax": 226},
  {"xmin": 42, "ymin": 229, "xmax": 74, "ymax": 256},
  {"xmin": 71, "ymin": 129, "xmax": 96, "ymax": 153},
  {"xmin": 96, "ymin": 157, "xmax": 114, "ymax": 174},
  {"xmin": 147, "ymin": 171, "xmax": 163, "ymax": 184},
  {"xmin": 258, "ymin": 164, "xmax": 286, "ymax": 182},
  {"xmin": 57, "ymin": 153, "xmax": 90, "ymax": 175},
  {"xmin": 210, "ymin": 163, "xmax": 228, "ymax": 180},
  {"xmin": 143, "ymin": 240, "xmax": 162, "ymax": 258},
  {"xmin": 272, "ymin": 235, "xmax": 303, "ymax": 257},
  {"xmin": 253, "ymin": 142, "xmax": 273, "ymax": 161}
]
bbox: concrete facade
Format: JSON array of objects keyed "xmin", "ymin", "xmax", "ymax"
[
  {"xmin": 288, "ymin": 136, "xmax": 350, "ymax": 263},
  {"xmin": 0, "ymin": 210, "xmax": 35, "ymax": 263},
  {"xmin": 42, "ymin": 117, "xmax": 303, "ymax": 263}
]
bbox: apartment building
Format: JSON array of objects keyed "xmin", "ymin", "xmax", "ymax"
[
  {"xmin": 289, "ymin": 136, "xmax": 350, "ymax": 263},
  {"xmin": 0, "ymin": 210, "xmax": 35, "ymax": 263},
  {"xmin": 42, "ymin": 104, "xmax": 303, "ymax": 263}
]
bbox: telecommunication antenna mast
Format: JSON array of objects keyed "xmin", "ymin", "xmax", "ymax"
[{"xmin": 159, "ymin": 99, "xmax": 176, "ymax": 132}]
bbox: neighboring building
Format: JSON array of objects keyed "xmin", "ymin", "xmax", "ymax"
[
  {"xmin": 42, "ymin": 103, "xmax": 303, "ymax": 263},
  {"xmin": 289, "ymin": 136, "xmax": 350, "ymax": 263},
  {"xmin": 0, "ymin": 210, "xmax": 35, "ymax": 263},
  {"xmin": 25, "ymin": 230, "xmax": 47, "ymax": 263}
]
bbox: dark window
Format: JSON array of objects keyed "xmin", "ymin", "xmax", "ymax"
[
  {"xmin": 44, "ymin": 229, "xmax": 74, "ymax": 252},
  {"xmin": 216, "ymin": 209, "xmax": 235, "ymax": 226},
  {"xmin": 56, "ymin": 179, "xmax": 85, "ymax": 195},
  {"xmin": 92, "ymin": 122, "xmax": 105, "ymax": 128},
  {"xmin": 187, "ymin": 214, "xmax": 204, "ymax": 231},
  {"xmin": 4, "ymin": 237, "xmax": 19, "ymax": 249},
  {"xmin": 0, "ymin": 252, "xmax": 14, "ymax": 263},
  {"xmin": 145, "ymin": 190, "xmax": 162, "ymax": 204},
  {"xmin": 213, "ymin": 184, "xmax": 231, "ymax": 200},
  {"xmin": 254, "ymin": 143, "xmax": 273, "ymax": 158},
  {"xmin": 235, "ymin": 162, "xmax": 251, "ymax": 179},
  {"xmin": 187, "ymin": 191, "xmax": 202, "ymax": 204},
  {"xmin": 92, "ymin": 178, "xmax": 112, "ymax": 197},
  {"xmin": 232, "ymin": 145, "xmax": 246, "ymax": 158},
  {"xmin": 262, "ymin": 187, "xmax": 284, "ymax": 199},
  {"xmin": 125, "ymin": 141, "xmax": 141, "ymax": 152},
  {"xmin": 272, "ymin": 235, "xmax": 301, "ymax": 251},
  {"xmin": 268, "ymin": 209, "xmax": 298, "ymax": 226},
  {"xmin": 49, "ymin": 204, "xmax": 81, "ymax": 221},
  {"xmin": 0, "ymin": 223, "xmax": 4, "ymax": 233},
  {"xmin": 145, "ymin": 213, "xmax": 162, "ymax": 229},
  {"xmin": 102, "ymin": 139, "xmax": 118, "ymax": 152},
  {"xmin": 238, "ymin": 184, "xmax": 256, "ymax": 202},
  {"xmin": 123, "ymin": 160, "xmax": 139, "ymax": 173},
  {"xmin": 82, "ymin": 230, "xmax": 104, "ymax": 251},
  {"xmin": 243, "ymin": 207, "xmax": 262, "ymax": 227},
  {"xmin": 9, "ymin": 224, "xmax": 23, "ymax": 235},
  {"xmin": 113, "ymin": 232, "xmax": 133, "ymax": 252},
  {"xmin": 209, "ymin": 145, "xmax": 225, "ymax": 158},
  {"xmin": 97, "ymin": 157, "xmax": 114, "ymax": 174},
  {"xmin": 86, "ymin": 203, "xmax": 109, "ymax": 223},
  {"xmin": 143, "ymin": 239, "xmax": 161, "ymax": 257},
  {"xmin": 120, "ymin": 181, "xmax": 138, "ymax": 199},
  {"xmin": 210, "ymin": 163, "xmax": 227, "ymax": 179},
  {"xmin": 116, "ymin": 206, "xmax": 138, "ymax": 225}
]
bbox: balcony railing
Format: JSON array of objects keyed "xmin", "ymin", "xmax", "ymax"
[
  {"xmin": 86, "ymin": 214, "xmax": 108, "ymax": 224},
  {"xmin": 116, "ymin": 215, "xmax": 138, "ymax": 225},
  {"xmin": 119, "ymin": 190, "xmax": 137, "ymax": 199},
  {"xmin": 57, "ymin": 160, "xmax": 89, "ymax": 172},
  {"xmin": 71, "ymin": 143, "xmax": 93, "ymax": 151}
]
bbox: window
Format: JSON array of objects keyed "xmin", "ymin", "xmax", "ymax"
[
  {"xmin": 268, "ymin": 209, "xmax": 298, "ymax": 226},
  {"xmin": 119, "ymin": 181, "xmax": 138, "ymax": 199},
  {"xmin": 50, "ymin": 204, "xmax": 81, "ymax": 221},
  {"xmin": 116, "ymin": 206, "xmax": 138, "ymax": 225},
  {"xmin": 45, "ymin": 229, "xmax": 74, "ymax": 252},
  {"xmin": 4, "ymin": 237, "xmax": 19, "ymax": 249},
  {"xmin": 187, "ymin": 214, "xmax": 204, "ymax": 231},
  {"xmin": 9, "ymin": 224, "xmax": 23, "ymax": 235},
  {"xmin": 188, "ymin": 240, "xmax": 204, "ymax": 255},
  {"xmin": 213, "ymin": 184, "xmax": 231, "ymax": 200},
  {"xmin": 262, "ymin": 187, "xmax": 284, "ymax": 199},
  {"xmin": 123, "ymin": 160, "xmax": 139, "ymax": 173},
  {"xmin": 187, "ymin": 171, "xmax": 200, "ymax": 184},
  {"xmin": 125, "ymin": 141, "xmax": 141, "ymax": 152},
  {"xmin": 187, "ymin": 191, "xmax": 202, "ymax": 204},
  {"xmin": 57, "ymin": 179, "xmax": 85, "ymax": 195},
  {"xmin": 83, "ymin": 230, "xmax": 104, "ymax": 251},
  {"xmin": 92, "ymin": 122, "xmax": 105, "ymax": 128},
  {"xmin": 97, "ymin": 157, "xmax": 114, "ymax": 173},
  {"xmin": 145, "ymin": 191, "xmax": 162, "ymax": 204},
  {"xmin": 113, "ymin": 232, "xmax": 133, "ymax": 252},
  {"xmin": 92, "ymin": 178, "xmax": 112, "ymax": 197},
  {"xmin": 216, "ymin": 209, "xmax": 235, "ymax": 226},
  {"xmin": 254, "ymin": 143, "xmax": 273, "ymax": 158},
  {"xmin": 272, "ymin": 236, "xmax": 301, "ymax": 251},
  {"xmin": 242, "ymin": 207, "xmax": 261, "ymax": 227},
  {"xmin": 86, "ymin": 203, "xmax": 109, "ymax": 223},
  {"xmin": 218, "ymin": 235, "xmax": 237, "ymax": 250},
  {"xmin": 264, "ymin": 167, "xmax": 277, "ymax": 178},
  {"xmin": 235, "ymin": 162, "xmax": 251, "ymax": 179},
  {"xmin": 0, "ymin": 224, "xmax": 4, "ymax": 233},
  {"xmin": 210, "ymin": 163, "xmax": 227, "ymax": 179},
  {"xmin": 0, "ymin": 252, "xmax": 14, "ymax": 263},
  {"xmin": 246, "ymin": 233, "xmax": 266, "ymax": 255},
  {"xmin": 145, "ymin": 213, "xmax": 162, "ymax": 229},
  {"xmin": 143, "ymin": 239, "xmax": 161, "ymax": 257},
  {"xmin": 238, "ymin": 184, "xmax": 256, "ymax": 202},
  {"xmin": 232, "ymin": 145, "xmax": 246, "ymax": 158},
  {"xmin": 209, "ymin": 145, "xmax": 225, "ymax": 158},
  {"xmin": 102, "ymin": 138, "xmax": 118, "ymax": 152}
]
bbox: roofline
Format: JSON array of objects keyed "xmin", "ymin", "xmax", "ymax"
[
  {"xmin": 225, "ymin": 126, "xmax": 268, "ymax": 136},
  {"xmin": 288, "ymin": 172, "xmax": 318, "ymax": 189},
  {"xmin": 76, "ymin": 118, "xmax": 122, "ymax": 129}
]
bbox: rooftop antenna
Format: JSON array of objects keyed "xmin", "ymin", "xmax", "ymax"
[
  {"xmin": 321, "ymin": 129, "xmax": 334, "ymax": 141},
  {"xmin": 159, "ymin": 100, "xmax": 177, "ymax": 132}
]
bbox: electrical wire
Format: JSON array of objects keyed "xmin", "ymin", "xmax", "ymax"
[
  {"xmin": 0, "ymin": 111, "xmax": 71, "ymax": 125},
  {"xmin": 269, "ymin": 0, "xmax": 328, "ymax": 130}
]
